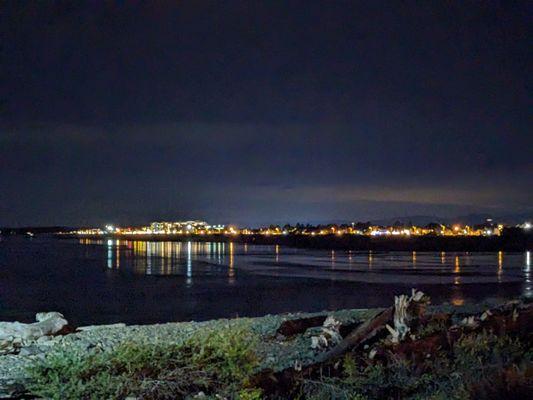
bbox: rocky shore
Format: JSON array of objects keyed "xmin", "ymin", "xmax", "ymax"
[
  {"xmin": 0, "ymin": 308, "xmax": 380, "ymax": 398},
  {"xmin": 0, "ymin": 298, "xmax": 510, "ymax": 399}
]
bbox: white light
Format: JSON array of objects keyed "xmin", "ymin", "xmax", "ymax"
[{"xmin": 524, "ymin": 222, "xmax": 532, "ymax": 230}]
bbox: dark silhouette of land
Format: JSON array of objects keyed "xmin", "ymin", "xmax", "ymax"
[
  {"xmin": 64, "ymin": 228, "xmax": 531, "ymax": 252},
  {"xmin": 0, "ymin": 226, "xmax": 73, "ymax": 235}
]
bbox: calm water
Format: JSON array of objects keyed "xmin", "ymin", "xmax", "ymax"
[{"xmin": 0, "ymin": 237, "xmax": 530, "ymax": 325}]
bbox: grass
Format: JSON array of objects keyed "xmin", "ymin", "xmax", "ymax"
[{"xmin": 26, "ymin": 323, "xmax": 262, "ymax": 399}]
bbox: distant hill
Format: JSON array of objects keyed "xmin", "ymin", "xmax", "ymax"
[
  {"xmin": 369, "ymin": 215, "xmax": 445, "ymax": 226},
  {"xmin": 370, "ymin": 213, "xmax": 531, "ymax": 226}
]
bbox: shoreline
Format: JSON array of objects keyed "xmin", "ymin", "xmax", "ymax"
[
  {"xmin": 65, "ymin": 232, "xmax": 532, "ymax": 251},
  {"xmin": 0, "ymin": 307, "xmax": 378, "ymax": 397},
  {"xmin": 0, "ymin": 301, "xmax": 491, "ymax": 397},
  {"xmin": 1, "ymin": 298, "xmax": 528, "ymax": 398}
]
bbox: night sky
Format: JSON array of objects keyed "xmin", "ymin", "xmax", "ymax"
[{"xmin": 1, "ymin": 1, "xmax": 531, "ymax": 227}]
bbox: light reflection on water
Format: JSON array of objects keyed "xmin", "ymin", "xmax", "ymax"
[
  {"xmin": 80, "ymin": 239, "xmax": 532, "ymax": 301},
  {"xmin": 84, "ymin": 239, "xmax": 239, "ymax": 285},
  {"xmin": 524, "ymin": 251, "xmax": 531, "ymax": 298}
]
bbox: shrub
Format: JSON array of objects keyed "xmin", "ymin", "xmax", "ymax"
[
  {"xmin": 26, "ymin": 323, "xmax": 261, "ymax": 399},
  {"xmin": 301, "ymin": 331, "xmax": 532, "ymax": 400}
]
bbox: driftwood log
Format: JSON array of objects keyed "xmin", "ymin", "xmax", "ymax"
[
  {"xmin": 276, "ymin": 316, "xmax": 327, "ymax": 337},
  {"xmin": 254, "ymin": 290, "xmax": 533, "ymax": 397},
  {"xmin": 318, "ymin": 289, "xmax": 429, "ymax": 362},
  {"xmin": 254, "ymin": 289, "xmax": 431, "ymax": 394},
  {"xmin": 316, "ymin": 307, "xmax": 393, "ymax": 362}
]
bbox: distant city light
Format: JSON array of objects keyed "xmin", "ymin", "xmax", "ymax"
[{"xmin": 68, "ymin": 218, "xmax": 523, "ymax": 238}]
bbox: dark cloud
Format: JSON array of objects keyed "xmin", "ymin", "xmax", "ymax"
[{"xmin": 1, "ymin": 2, "xmax": 531, "ymax": 226}]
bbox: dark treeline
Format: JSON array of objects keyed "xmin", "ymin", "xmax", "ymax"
[
  {"xmin": 0, "ymin": 226, "xmax": 73, "ymax": 235},
  {"xmin": 235, "ymin": 229, "xmax": 531, "ymax": 252},
  {"xmin": 69, "ymin": 228, "xmax": 531, "ymax": 252}
]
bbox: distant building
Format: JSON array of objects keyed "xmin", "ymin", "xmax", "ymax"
[{"xmin": 148, "ymin": 221, "xmax": 224, "ymax": 234}]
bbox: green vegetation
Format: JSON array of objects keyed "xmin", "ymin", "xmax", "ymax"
[
  {"xmin": 26, "ymin": 323, "xmax": 261, "ymax": 399},
  {"xmin": 300, "ymin": 331, "xmax": 533, "ymax": 400},
  {"xmin": 23, "ymin": 308, "xmax": 533, "ymax": 399}
]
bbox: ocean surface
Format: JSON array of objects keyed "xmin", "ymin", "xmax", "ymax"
[{"xmin": 0, "ymin": 237, "xmax": 530, "ymax": 325}]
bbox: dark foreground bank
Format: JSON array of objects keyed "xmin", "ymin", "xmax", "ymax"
[{"xmin": 2, "ymin": 294, "xmax": 531, "ymax": 399}]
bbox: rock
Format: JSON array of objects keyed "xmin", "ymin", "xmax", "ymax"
[
  {"xmin": 0, "ymin": 379, "xmax": 26, "ymax": 399},
  {"xmin": 78, "ymin": 323, "xmax": 126, "ymax": 331},
  {"xmin": 36, "ymin": 335, "xmax": 53, "ymax": 344},
  {"xmin": 18, "ymin": 345, "xmax": 46, "ymax": 357},
  {"xmin": 0, "ymin": 312, "xmax": 68, "ymax": 342}
]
